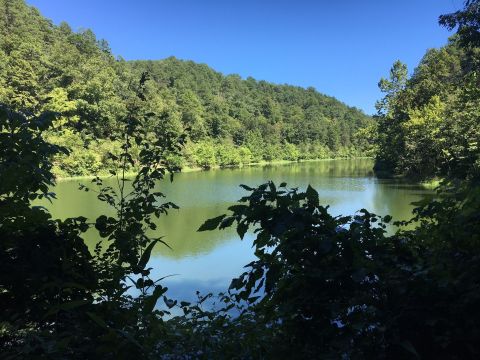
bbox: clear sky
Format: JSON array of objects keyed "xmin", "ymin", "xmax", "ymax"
[{"xmin": 27, "ymin": 0, "xmax": 463, "ymax": 114}]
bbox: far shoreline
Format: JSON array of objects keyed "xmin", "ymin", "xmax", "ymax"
[
  {"xmin": 56, "ymin": 156, "xmax": 440, "ymax": 191},
  {"xmin": 56, "ymin": 157, "xmax": 373, "ymax": 182}
]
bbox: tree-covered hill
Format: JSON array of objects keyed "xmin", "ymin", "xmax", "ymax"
[
  {"xmin": 130, "ymin": 58, "xmax": 370, "ymax": 152},
  {"xmin": 0, "ymin": 0, "xmax": 372, "ymax": 177}
]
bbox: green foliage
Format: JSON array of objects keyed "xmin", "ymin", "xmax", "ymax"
[
  {"xmin": 283, "ymin": 142, "xmax": 301, "ymax": 161},
  {"xmin": 189, "ymin": 140, "xmax": 217, "ymax": 168},
  {"xmin": 440, "ymin": 0, "xmax": 480, "ymax": 47},
  {"xmin": 131, "ymin": 57, "xmax": 372, "ymax": 160},
  {"xmin": 3, "ymin": 105, "xmax": 480, "ymax": 358},
  {"xmin": 0, "ymin": 74, "xmax": 188, "ymax": 358},
  {"xmin": 374, "ymin": 2, "xmax": 480, "ymax": 181},
  {"xmin": 0, "ymin": 106, "xmax": 98, "ymax": 358},
  {"xmin": 0, "ymin": 0, "xmax": 372, "ymax": 178},
  {"xmin": 215, "ymin": 142, "xmax": 242, "ymax": 167},
  {"xmin": 2, "ymin": 1, "xmax": 479, "ymax": 359}
]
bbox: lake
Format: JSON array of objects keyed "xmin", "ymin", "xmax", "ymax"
[{"xmin": 44, "ymin": 159, "xmax": 432, "ymax": 302}]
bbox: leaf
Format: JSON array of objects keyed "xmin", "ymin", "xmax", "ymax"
[
  {"xmin": 198, "ymin": 214, "xmax": 226, "ymax": 231},
  {"xmin": 228, "ymin": 204, "xmax": 248, "ymax": 214},
  {"xmin": 137, "ymin": 239, "xmax": 160, "ymax": 270},
  {"xmin": 198, "ymin": 293, "xmax": 212, "ymax": 304},
  {"xmin": 400, "ymin": 340, "xmax": 420, "ymax": 358},
  {"xmin": 95, "ymin": 215, "xmax": 108, "ymax": 232},
  {"xmin": 268, "ymin": 182, "xmax": 276, "ymax": 193},
  {"xmin": 163, "ymin": 296, "xmax": 177, "ymax": 309},
  {"xmin": 220, "ymin": 216, "xmax": 235, "ymax": 229},
  {"xmin": 306, "ymin": 185, "xmax": 319, "ymax": 206},
  {"xmin": 237, "ymin": 221, "xmax": 249, "ymax": 239},
  {"xmin": 143, "ymin": 285, "xmax": 168, "ymax": 314},
  {"xmin": 229, "ymin": 277, "xmax": 244, "ymax": 291}
]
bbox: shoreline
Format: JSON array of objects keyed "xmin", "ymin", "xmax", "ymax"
[
  {"xmin": 56, "ymin": 157, "xmax": 373, "ymax": 182},
  {"xmin": 55, "ymin": 157, "xmax": 439, "ymax": 191}
]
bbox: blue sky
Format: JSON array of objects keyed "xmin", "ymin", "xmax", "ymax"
[{"xmin": 27, "ymin": 0, "xmax": 463, "ymax": 114}]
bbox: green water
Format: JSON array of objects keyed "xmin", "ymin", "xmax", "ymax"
[{"xmin": 44, "ymin": 159, "xmax": 432, "ymax": 300}]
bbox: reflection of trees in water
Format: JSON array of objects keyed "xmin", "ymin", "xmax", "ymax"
[
  {"xmin": 42, "ymin": 159, "xmax": 431, "ymax": 259},
  {"xmin": 42, "ymin": 178, "xmax": 238, "ymax": 259},
  {"xmin": 371, "ymin": 179, "xmax": 434, "ymax": 224},
  {"xmin": 149, "ymin": 204, "xmax": 237, "ymax": 259},
  {"xmin": 258, "ymin": 158, "xmax": 375, "ymax": 178},
  {"xmin": 80, "ymin": 204, "xmax": 236, "ymax": 260}
]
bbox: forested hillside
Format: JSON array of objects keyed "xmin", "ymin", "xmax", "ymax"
[
  {"xmin": 374, "ymin": 17, "xmax": 480, "ymax": 181},
  {"xmin": 0, "ymin": 0, "xmax": 372, "ymax": 177}
]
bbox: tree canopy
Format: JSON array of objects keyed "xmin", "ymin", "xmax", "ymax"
[
  {"xmin": 0, "ymin": 0, "xmax": 372, "ymax": 177},
  {"xmin": 374, "ymin": 0, "xmax": 480, "ymax": 181}
]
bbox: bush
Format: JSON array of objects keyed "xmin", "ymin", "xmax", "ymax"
[
  {"xmin": 238, "ymin": 146, "xmax": 253, "ymax": 164},
  {"xmin": 216, "ymin": 143, "xmax": 242, "ymax": 167},
  {"xmin": 283, "ymin": 142, "xmax": 300, "ymax": 161},
  {"xmin": 191, "ymin": 140, "xmax": 217, "ymax": 168}
]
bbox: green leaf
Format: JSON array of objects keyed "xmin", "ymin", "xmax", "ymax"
[
  {"xmin": 198, "ymin": 214, "xmax": 227, "ymax": 231},
  {"xmin": 137, "ymin": 239, "xmax": 160, "ymax": 270},
  {"xmin": 220, "ymin": 216, "xmax": 235, "ymax": 229},
  {"xmin": 143, "ymin": 285, "xmax": 168, "ymax": 314},
  {"xmin": 306, "ymin": 185, "xmax": 319, "ymax": 206},
  {"xmin": 237, "ymin": 221, "xmax": 249, "ymax": 239}
]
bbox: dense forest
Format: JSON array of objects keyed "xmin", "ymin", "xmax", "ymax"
[
  {"xmin": 1, "ymin": 0, "xmax": 480, "ymax": 359},
  {"xmin": 0, "ymin": 0, "xmax": 372, "ymax": 177}
]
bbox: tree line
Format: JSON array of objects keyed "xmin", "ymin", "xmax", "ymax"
[{"xmin": 373, "ymin": 2, "xmax": 480, "ymax": 181}]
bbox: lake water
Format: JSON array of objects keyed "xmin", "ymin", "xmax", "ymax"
[{"xmin": 44, "ymin": 159, "xmax": 432, "ymax": 301}]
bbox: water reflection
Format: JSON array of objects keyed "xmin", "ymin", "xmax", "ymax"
[{"xmin": 43, "ymin": 159, "xmax": 433, "ymax": 298}]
